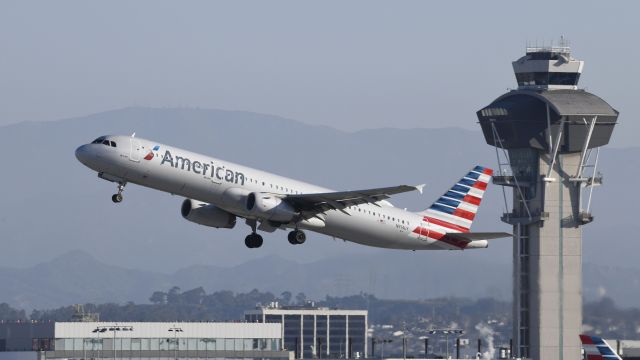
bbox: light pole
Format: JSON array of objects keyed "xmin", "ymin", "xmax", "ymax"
[
  {"xmin": 427, "ymin": 329, "xmax": 463, "ymax": 359},
  {"xmin": 168, "ymin": 326, "xmax": 183, "ymax": 360},
  {"xmin": 84, "ymin": 338, "xmax": 101, "ymax": 360},
  {"xmin": 375, "ymin": 338, "xmax": 392, "ymax": 359},
  {"xmin": 93, "ymin": 325, "xmax": 134, "ymax": 360},
  {"xmin": 201, "ymin": 338, "xmax": 216, "ymax": 359}
]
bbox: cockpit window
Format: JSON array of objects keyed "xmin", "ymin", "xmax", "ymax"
[
  {"xmin": 102, "ymin": 140, "xmax": 110, "ymax": 146},
  {"xmin": 91, "ymin": 136, "xmax": 106, "ymax": 144},
  {"xmin": 110, "ymin": 141, "xmax": 116, "ymax": 147}
]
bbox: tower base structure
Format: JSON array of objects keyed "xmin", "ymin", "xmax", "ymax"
[{"xmin": 509, "ymin": 150, "xmax": 583, "ymax": 359}]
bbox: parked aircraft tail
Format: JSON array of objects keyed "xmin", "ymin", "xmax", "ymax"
[{"xmin": 580, "ymin": 334, "xmax": 622, "ymax": 360}]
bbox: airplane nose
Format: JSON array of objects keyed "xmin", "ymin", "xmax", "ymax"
[{"xmin": 75, "ymin": 144, "xmax": 90, "ymax": 165}]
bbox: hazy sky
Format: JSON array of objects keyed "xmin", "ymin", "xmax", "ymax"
[{"xmin": 1, "ymin": 1, "xmax": 637, "ymax": 146}]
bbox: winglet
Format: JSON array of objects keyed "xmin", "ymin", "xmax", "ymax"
[{"xmin": 415, "ymin": 184, "xmax": 426, "ymax": 194}]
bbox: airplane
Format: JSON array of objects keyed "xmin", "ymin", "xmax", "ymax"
[
  {"xmin": 75, "ymin": 134, "xmax": 510, "ymax": 249},
  {"xmin": 580, "ymin": 334, "xmax": 623, "ymax": 360}
]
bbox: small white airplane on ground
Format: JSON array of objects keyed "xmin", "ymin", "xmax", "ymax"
[{"xmin": 75, "ymin": 134, "xmax": 509, "ymax": 249}]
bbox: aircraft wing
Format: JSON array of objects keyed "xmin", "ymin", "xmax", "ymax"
[{"xmin": 284, "ymin": 184, "xmax": 425, "ymax": 216}]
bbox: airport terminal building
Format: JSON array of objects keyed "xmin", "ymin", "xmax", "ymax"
[
  {"xmin": 1, "ymin": 321, "xmax": 290, "ymax": 360},
  {"xmin": 244, "ymin": 304, "xmax": 368, "ymax": 359}
]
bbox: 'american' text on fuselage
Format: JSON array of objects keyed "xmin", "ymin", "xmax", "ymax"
[{"xmin": 160, "ymin": 150, "xmax": 245, "ymax": 185}]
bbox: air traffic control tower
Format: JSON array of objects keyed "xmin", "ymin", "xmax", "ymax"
[{"xmin": 477, "ymin": 45, "xmax": 618, "ymax": 360}]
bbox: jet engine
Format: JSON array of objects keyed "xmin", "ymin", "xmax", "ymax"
[
  {"xmin": 181, "ymin": 199, "xmax": 236, "ymax": 228},
  {"xmin": 246, "ymin": 192, "xmax": 296, "ymax": 223}
]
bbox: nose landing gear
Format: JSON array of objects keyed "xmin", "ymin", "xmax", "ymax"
[{"xmin": 111, "ymin": 182, "xmax": 126, "ymax": 203}]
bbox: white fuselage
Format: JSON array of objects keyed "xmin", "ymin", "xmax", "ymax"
[{"xmin": 75, "ymin": 135, "xmax": 460, "ymax": 250}]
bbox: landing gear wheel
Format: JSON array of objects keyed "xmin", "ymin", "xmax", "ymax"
[
  {"xmin": 112, "ymin": 182, "xmax": 126, "ymax": 203},
  {"xmin": 288, "ymin": 230, "xmax": 306, "ymax": 245},
  {"xmin": 245, "ymin": 233, "xmax": 264, "ymax": 248}
]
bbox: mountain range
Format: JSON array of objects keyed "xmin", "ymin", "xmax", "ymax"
[
  {"xmin": 0, "ymin": 107, "xmax": 637, "ymax": 310},
  {"xmin": 2, "ymin": 249, "xmax": 640, "ymax": 311}
]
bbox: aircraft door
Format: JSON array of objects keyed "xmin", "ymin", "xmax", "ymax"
[
  {"xmin": 418, "ymin": 218, "xmax": 430, "ymax": 242},
  {"xmin": 130, "ymin": 138, "xmax": 141, "ymax": 162}
]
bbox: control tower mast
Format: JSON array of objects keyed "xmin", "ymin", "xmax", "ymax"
[{"xmin": 477, "ymin": 44, "xmax": 618, "ymax": 360}]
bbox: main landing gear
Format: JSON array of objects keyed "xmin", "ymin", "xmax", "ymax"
[
  {"xmin": 245, "ymin": 220, "xmax": 263, "ymax": 248},
  {"xmin": 243, "ymin": 222, "xmax": 307, "ymax": 248},
  {"xmin": 245, "ymin": 233, "xmax": 264, "ymax": 248},
  {"xmin": 111, "ymin": 182, "xmax": 126, "ymax": 203},
  {"xmin": 288, "ymin": 229, "xmax": 306, "ymax": 245}
]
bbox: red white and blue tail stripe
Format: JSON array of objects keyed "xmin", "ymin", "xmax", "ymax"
[
  {"xmin": 419, "ymin": 165, "xmax": 493, "ymax": 233},
  {"xmin": 580, "ymin": 335, "xmax": 622, "ymax": 360}
]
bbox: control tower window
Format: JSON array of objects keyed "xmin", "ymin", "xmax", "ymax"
[
  {"xmin": 526, "ymin": 51, "xmax": 563, "ymax": 61},
  {"xmin": 515, "ymin": 73, "xmax": 536, "ymax": 86},
  {"xmin": 516, "ymin": 72, "xmax": 579, "ymax": 86},
  {"xmin": 548, "ymin": 72, "xmax": 580, "ymax": 85}
]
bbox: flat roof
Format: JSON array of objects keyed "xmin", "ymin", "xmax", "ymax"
[
  {"xmin": 245, "ymin": 308, "xmax": 367, "ymax": 316},
  {"xmin": 54, "ymin": 322, "xmax": 281, "ymax": 339}
]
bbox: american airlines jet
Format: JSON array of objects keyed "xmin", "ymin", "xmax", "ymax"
[{"xmin": 75, "ymin": 135, "xmax": 509, "ymax": 249}]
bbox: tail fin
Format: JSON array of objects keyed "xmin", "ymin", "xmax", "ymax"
[
  {"xmin": 580, "ymin": 334, "xmax": 622, "ymax": 360},
  {"xmin": 418, "ymin": 165, "xmax": 493, "ymax": 233}
]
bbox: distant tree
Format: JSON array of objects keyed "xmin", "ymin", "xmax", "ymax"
[
  {"xmin": 167, "ymin": 286, "xmax": 181, "ymax": 304},
  {"xmin": 181, "ymin": 287, "xmax": 206, "ymax": 305},
  {"xmin": 0, "ymin": 303, "xmax": 27, "ymax": 321},
  {"xmin": 149, "ymin": 291, "xmax": 167, "ymax": 304},
  {"xmin": 295, "ymin": 292, "xmax": 307, "ymax": 305},
  {"xmin": 280, "ymin": 291, "xmax": 292, "ymax": 305}
]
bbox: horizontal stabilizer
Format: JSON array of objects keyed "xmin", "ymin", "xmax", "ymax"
[{"xmin": 446, "ymin": 232, "xmax": 511, "ymax": 242}]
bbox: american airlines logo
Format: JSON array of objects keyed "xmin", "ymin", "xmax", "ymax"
[
  {"xmin": 143, "ymin": 145, "xmax": 160, "ymax": 161},
  {"xmin": 160, "ymin": 150, "xmax": 246, "ymax": 185}
]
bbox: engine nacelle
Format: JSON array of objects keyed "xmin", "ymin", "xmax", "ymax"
[
  {"xmin": 181, "ymin": 199, "xmax": 236, "ymax": 229},
  {"xmin": 246, "ymin": 192, "xmax": 296, "ymax": 223}
]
